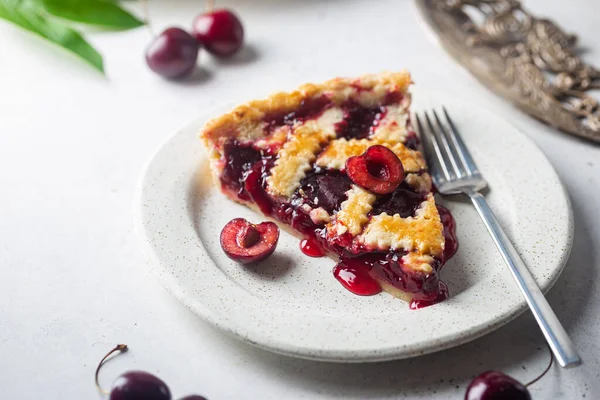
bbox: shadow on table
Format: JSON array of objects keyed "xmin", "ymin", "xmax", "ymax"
[
  {"xmin": 213, "ymin": 45, "xmax": 260, "ymax": 66},
  {"xmin": 544, "ymin": 180, "xmax": 597, "ymax": 333},
  {"xmin": 169, "ymin": 44, "xmax": 260, "ymax": 86},
  {"xmin": 169, "ymin": 66, "xmax": 213, "ymax": 86},
  {"xmin": 209, "ymin": 313, "xmax": 545, "ymax": 398}
]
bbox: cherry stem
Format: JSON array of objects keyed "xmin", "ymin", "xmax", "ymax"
[
  {"xmin": 206, "ymin": 0, "xmax": 214, "ymax": 11},
  {"xmin": 524, "ymin": 343, "xmax": 554, "ymax": 387},
  {"xmin": 95, "ymin": 344, "xmax": 129, "ymax": 395}
]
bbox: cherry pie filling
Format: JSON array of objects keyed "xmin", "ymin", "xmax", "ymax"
[{"xmin": 216, "ymin": 96, "xmax": 457, "ymax": 308}]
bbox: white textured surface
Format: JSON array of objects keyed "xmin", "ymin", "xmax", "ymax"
[{"xmin": 0, "ymin": 0, "xmax": 598, "ymax": 399}]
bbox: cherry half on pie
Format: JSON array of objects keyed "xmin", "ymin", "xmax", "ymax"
[{"xmin": 200, "ymin": 71, "xmax": 458, "ymax": 308}]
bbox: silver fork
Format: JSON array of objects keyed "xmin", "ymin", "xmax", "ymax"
[{"xmin": 415, "ymin": 107, "xmax": 581, "ymax": 368}]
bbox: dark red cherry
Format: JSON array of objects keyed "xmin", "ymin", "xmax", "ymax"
[
  {"xmin": 192, "ymin": 9, "xmax": 244, "ymax": 57},
  {"xmin": 371, "ymin": 187, "xmax": 424, "ymax": 218},
  {"xmin": 336, "ymin": 103, "xmax": 385, "ymax": 140},
  {"xmin": 220, "ymin": 218, "xmax": 279, "ymax": 263},
  {"xmin": 345, "ymin": 145, "xmax": 405, "ymax": 194},
  {"xmin": 295, "ymin": 170, "xmax": 352, "ymax": 213},
  {"xmin": 146, "ymin": 28, "xmax": 199, "ymax": 79},
  {"xmin": 110, "ymin": 371, "xmax": 171, "ymax": 400},
  {"xmin": 179, "ymin": 396, "xmax": 208, "ymax": 400},
  {"xmin": 465, "ymin": 371, "xmax": 531, "ymax": 400}
]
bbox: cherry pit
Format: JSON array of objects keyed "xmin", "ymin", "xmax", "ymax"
[{"xmin": 145, "ymin": 1, "xmax": 244, "ymax": 79}]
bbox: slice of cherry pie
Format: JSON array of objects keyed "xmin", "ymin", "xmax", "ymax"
[{"xmin": 200, "ymin": 71, "xmax": 457, "ymax": 308}]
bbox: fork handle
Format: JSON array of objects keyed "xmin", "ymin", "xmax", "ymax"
[{"xmin": 465, "ymin": 189, "xmax": 581, "ymax": 368}]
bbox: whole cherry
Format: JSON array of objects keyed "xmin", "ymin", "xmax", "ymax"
[
  {"xmin": 145, "ymin": 28, "xmax": 199, "ymax": 79},
  {"xmin": 465, "ymin": 371, "xmax": 530, "ymax": 400},
  {"xmin": 220, "ymin": 218, "xmax": 279, "ymax": 263},
  {"xmin": 192, "ymin": 8, "xmax": 244, "ymax": 57},
  {"xmin": 465, "ymin": 344, "xmax": 554, "ymax": 400},
  {"xmin": 110, "ymin": 370, "xmax": 171, "ymax": 400}
]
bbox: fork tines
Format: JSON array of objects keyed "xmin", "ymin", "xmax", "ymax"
[{"xmin": 415, "ymin": 107, "xmax": 483, "ymax": 191}]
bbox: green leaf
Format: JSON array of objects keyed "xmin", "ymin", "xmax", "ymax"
[
  {"xmin": 41, "ymin": 0, "xmax": 144, "ymax": 30},
  {"xmin": 0, "ymin": 0, "xmax": 104, "ymax": 73}
]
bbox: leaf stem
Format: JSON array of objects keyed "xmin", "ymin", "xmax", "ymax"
[
  {"xmin": 141, "ymin": 0, "xmax": 153, "ymax": 35},
  {"xmin": 206, "ymin": 0, "xmax": 214, "ymax": 12},
  {"xmin": 95, "ymin": 344, "xmax": 129, "ymax": 395}
]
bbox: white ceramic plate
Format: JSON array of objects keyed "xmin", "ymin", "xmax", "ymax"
[{"xmin": 134, "ymin": 89, "xmax": 573, "ymax": 362}]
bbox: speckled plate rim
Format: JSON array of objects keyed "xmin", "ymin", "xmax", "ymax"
[{"xmin": 133, "ymin": 89, "xmax": 573, "ymax": 362}]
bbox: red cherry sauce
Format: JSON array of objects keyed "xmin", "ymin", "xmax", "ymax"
[
  {"xmin": 263, "ymin": 96, "xmax": 331, "ymax": 132},
  {"xmin": 300, "ymin": 237, "xmax": 325, "ymax": 257},
  {"xmin": 407, "ymin": 207, "xmax": 457, "ymax": 309},
  {"xmin": 333, "ymin": 260, "xmax": 382, "ymax": 296},
  {"xmin": 244, "ymin": 162, "xmax": 274, "ymax": 215},
  {"xmin": 220, "ymin": 141, "xmax": 262, "ymax": 201},
  {"xmin": 437, "ymin": 205, "xmax": 458, "ymax": 263},
  {"xmin": 366, "ymin": 252, "xmax": 441, "ymax": 302},
  {"xmin": 404, "ymin": 132, "xmax": 420, "ymax": 150},
  {"xmin": 370, "ymin": 184, "xmax": 425, "ymax": 218},
  {"xmin": 410, "ymin": 281, "xmax": 449, "ymax": 310},
  {"xmin": 336, "ymin": 102, "xmax": 387, "ymax": 140}
]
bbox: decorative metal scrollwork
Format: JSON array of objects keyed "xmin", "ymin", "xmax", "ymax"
[{"xmin": 416, "ymin": 0, "xmax": 600, "ymax": 142}]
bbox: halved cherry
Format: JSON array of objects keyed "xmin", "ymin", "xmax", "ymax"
[
  {"xmin": 345, "ymin": 145, "xmax": 404, "ymax": 194},
  {"xmin": 220, "ymin": 218, "xmax": 279, "ymax": 263}
]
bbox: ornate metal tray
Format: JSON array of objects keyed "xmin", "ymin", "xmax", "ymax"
[{"xmin": 416, "ymin": 0, "xmax": 600, "ymax": 143}]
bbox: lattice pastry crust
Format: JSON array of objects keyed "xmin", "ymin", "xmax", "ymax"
[{"xmin": 200, "ymin": 71, "xmax": 445, "ymax": 280}]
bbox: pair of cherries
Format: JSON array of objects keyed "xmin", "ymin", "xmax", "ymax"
[
  {"xmin": 220, "ymin": 145, "xmax": 405, "ymax": 262},
  {"xmin": 145, "ymin": 8, "xmax": 244, "ymax": 79},
  {"xmin": 96, "ymin": 345, "xmax": 207, "ymax": 400}
]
